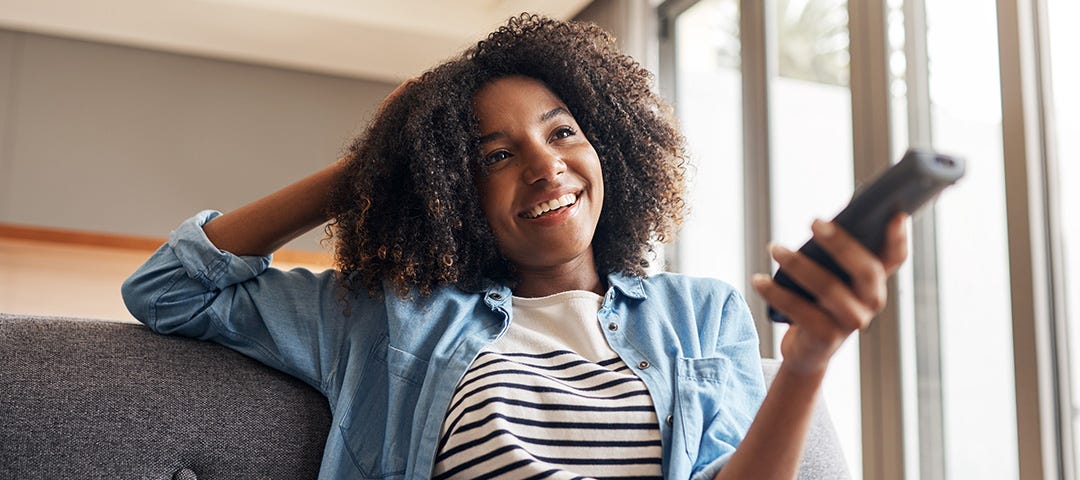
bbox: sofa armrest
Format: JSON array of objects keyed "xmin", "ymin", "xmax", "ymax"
[{"xmin": 760, "ymin": 357, "xmax": 852, "ymax": 479}]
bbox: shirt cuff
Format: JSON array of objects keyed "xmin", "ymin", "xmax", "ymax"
[{"xmin": 168, "ymin": 209, "xmax": 273, "ymax": 290}]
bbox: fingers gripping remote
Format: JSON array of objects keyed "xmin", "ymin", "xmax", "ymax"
[{"xmin": 767, "ymin": 148, "xmax": 965, "ymax": 324}]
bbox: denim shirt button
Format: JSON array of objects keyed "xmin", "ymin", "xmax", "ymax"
[
  {"xmin": 607, "ymin": 322, "xmax": 619, "ymax": 332},
  {"xmin": 638, "ymin": 360, "xmax": 650, "ymax": 369},
  {"xmin": 666, "ymin": 414, "xmax": 674, "ymax": 426},
  {"xmin": 489, "ymin": 292, "xmax": 503, "ymax": 301}
]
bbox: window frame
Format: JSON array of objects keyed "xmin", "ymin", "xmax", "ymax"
[{"xmin": 996, "ymin": 0, "xmax": 1075, "ymax": 477}]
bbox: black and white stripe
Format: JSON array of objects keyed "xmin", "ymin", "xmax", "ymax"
[{"xmin": 433, "ymin": 350, "xmax": 663, "ymax": 480}]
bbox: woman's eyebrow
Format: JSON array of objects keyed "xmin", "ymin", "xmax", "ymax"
[
  {"xmin": 478, "ymin": 107, "xmax": 571, "ymax": 145},
  {"xmin": 539, "ymin": 106, "xmax": 569, "ymax": 122},
  {"xmin": 478, "ymin": 131, "xmax": 504, "ymax": 145}
]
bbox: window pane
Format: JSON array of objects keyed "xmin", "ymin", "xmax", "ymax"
[
  {"xmin": 1045, "ymin": 0, "xmax": 1080, "ymax": 467},
  {"xmin": 924, "ymin": 0, "xmax": 1019, "ymax": 477},
  {"xmin": 674, "ymin": 0, "xmax": 745, "ymax": 287},
  {"xmin": 768, "ymin": 0, "xmax": 860, "ymax": 477}
]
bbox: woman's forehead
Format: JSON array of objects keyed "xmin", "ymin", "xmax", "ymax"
[{"xmin": 473, "ymin": 76, "xmax": 571, "ymax": 125}]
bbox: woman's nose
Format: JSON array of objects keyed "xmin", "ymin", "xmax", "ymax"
[{"xmin": 522, "ymin": 144, "xmax": 567, "ymax": 184}]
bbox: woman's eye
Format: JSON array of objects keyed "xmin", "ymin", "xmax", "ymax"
[
  {"xmin": 552, "ymin": 126, "xmax": 576, "ymax": 140},
  {"xmin": 481, "ymin": 150, "xmax": 512, "ymax": 167}
]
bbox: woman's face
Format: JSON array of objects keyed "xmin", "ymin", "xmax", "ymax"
[{"xmin": 472, "ymin": 75, "xmax": 604, "ymax": 274}]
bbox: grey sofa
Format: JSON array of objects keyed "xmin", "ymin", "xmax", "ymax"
[{"xmin": 0, "ymin": 313, "xmax": 850, "ymax": 479}]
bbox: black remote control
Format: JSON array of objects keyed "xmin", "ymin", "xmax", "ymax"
[{"xmin": 768, "ymin": 148, "xmax": 965, "ymax": 324}]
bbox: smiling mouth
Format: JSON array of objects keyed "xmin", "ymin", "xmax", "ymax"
[{"xmin": 521, "ymin": 192, "xmax": 579, "ymax": 219}]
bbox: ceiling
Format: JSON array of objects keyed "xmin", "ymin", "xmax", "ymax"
[{"xmin": 0, "ymin": 0, "xmax": 593, "ymax": 82}]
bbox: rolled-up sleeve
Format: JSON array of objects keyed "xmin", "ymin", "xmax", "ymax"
[{"xmin": 121, "ymin": 210, "xmax": 348, "ymax": 396}]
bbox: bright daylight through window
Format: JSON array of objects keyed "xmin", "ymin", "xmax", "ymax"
[{"xmin": 667, "ymin": 0, "xmax": 1076, "ymax": 477}]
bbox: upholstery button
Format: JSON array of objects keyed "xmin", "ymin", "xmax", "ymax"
[
  {"xmin": 607, "ymin": 322, "xmax": 619, "ymax": 331},
  {"xmin": 489, "ymin": 292, "xmax": 502, "ymax": 301},
  {"xmin": 173, "ymin": 468, "xmax": 197, "ymax": 480},
  {"xmin": 638, "ymin": 360, "xmax": 650, "ymax": 369},
  {"xmin": 666, "ymin": 415, "xmax": 674, "ymax": 426}
]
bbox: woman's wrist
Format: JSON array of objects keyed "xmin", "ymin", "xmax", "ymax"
[{"xmin": 777, "ymin": 354, "xmax": 831, "ymax": 380}]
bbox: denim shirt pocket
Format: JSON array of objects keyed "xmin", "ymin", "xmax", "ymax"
[
  {"xmin": 340, "ymin": 336, "xmax": 429, "ymax": 479},
  {"xmin": 675, "ymin": 356, "xmax": 733, "ymax": 459}
]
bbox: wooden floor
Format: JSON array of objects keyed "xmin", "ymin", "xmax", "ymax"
[{"xmin": 0, "ymin": 238, "xmax": 331, "ymax": 323}]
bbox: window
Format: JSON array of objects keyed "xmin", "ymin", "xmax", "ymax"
[
  {"xmin": 922, "ymin": 0, "xmax": 1019, "ymax": 476},
  {"xmin": 672, "ymin": 0, "xmax": 745, "ymax": 288},
  {"xmin": 661, "ymin": 0, "xmax": 1073, "ymax": 477}
]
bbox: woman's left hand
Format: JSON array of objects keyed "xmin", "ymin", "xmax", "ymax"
[{"xmin": 752, "ymin": 213, "xmax": 909, "ymax": 375}]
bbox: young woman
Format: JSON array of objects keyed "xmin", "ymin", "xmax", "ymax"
[{"xmin": 123, "ymin": 14, "xmax": 907, "ymax": 480}]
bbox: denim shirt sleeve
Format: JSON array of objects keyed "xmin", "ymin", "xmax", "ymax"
[
  {"xmin": 691, "ymin": 289, "xmax": 767, "ymax": 480},
  {"xmin": 121, "ymin": 210, "xmax": 349, "ymax": 397}
]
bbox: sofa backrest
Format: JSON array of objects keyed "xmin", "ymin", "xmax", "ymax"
[{"xmin": 1, "ymin": 314, "xmax": 849, "ymax": 479}]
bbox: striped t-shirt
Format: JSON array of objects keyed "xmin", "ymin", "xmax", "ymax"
[{"xmin": 432, "ymin": 290, "xmax": 663, "ymax": 480}]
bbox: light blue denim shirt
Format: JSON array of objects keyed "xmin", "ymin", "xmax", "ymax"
[{"xmin": 121, "ymin": 210, "xmax": 766, "ymax": 480}]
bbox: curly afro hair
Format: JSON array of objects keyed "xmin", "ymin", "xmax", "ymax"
[{"xmin": 327, "ymin": 13, "xmax": 687, "ymax": 297}]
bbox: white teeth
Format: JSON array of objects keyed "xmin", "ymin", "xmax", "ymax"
[{"xmin": 525, "ymin": 193, "xmax": 578, "ymax": 218}]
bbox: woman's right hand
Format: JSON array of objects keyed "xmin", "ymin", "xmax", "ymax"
[{"xmin": 753, "ymin": 213, "xmax": 909, "ymax": 375}]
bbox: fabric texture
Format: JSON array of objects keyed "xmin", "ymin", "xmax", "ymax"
[{"xmin": 0, "ymin": 314, "xmax": 331, "ymax": 479}]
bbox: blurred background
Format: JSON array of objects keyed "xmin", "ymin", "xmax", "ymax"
[{"xmin": 0, "ymin": 0, "xmax": 1076, "ymax": 478}]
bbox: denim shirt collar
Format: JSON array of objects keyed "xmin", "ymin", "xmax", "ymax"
[
  {"xmin": 481, "ymin": 272, "xmax": 646, "ymax": 308},
  {"xmin": 607, "ymin": 272, "xmax": 646, "ymax": 300}
]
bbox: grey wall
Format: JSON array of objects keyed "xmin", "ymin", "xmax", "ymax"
[
  {"xmin": 0, "ymin": 29, "xmax": 396, "ymax": 251},
  {"xmin": 0, "ymin": 30, "xmax": 17, "ymax": 204}
]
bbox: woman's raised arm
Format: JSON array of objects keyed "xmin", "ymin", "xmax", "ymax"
[{"xmin": 201, "ymin": 158, "xmax": 346, "ymax": 256}]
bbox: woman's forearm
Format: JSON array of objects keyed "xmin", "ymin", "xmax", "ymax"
[
  {"xmin": 714, "ymin": 363, "xmax": 826, "ymax": 480},
  {"xmin": 202, "ymin": 158, "xmax": 347, "ymax": 256}
]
